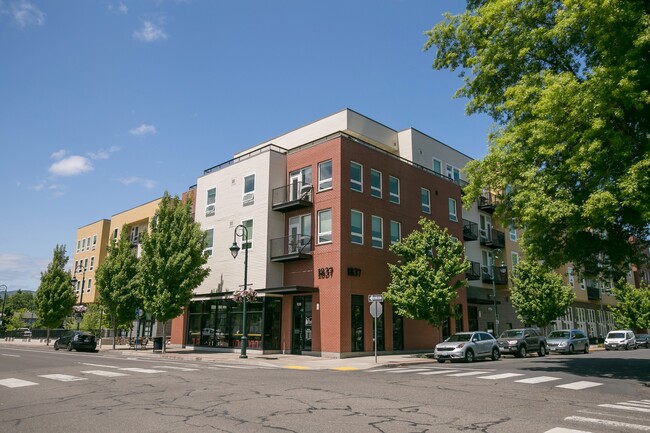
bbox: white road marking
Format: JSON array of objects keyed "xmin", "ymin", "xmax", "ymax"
[
  {"xmin": 38, "ymin": 374, "xmax": 87, "ymax": 382},
  {"xmin": 598, "ymin": 404, "xmax": 650, "ymax": 413},
  {"xmin": 0, "ymin": 378, "xmax": 38, "ymax": 388},
  {"xmin": 544, "ymin": 428, "xmax": 590, "ymax": 433},
  {"xmin": 385, "ymin": 368, "xmax": 433, "ymax": 374},
  {"xmin": 82, "ymin": 363, "xmax": 121, "ymax": 369},
  {"xmin": 446, "ymin": 371, "xmax": 486, "ymax": 377},
  {"xmin": 478, "ymin": 373, "xmax": 525, "ymax": 380},
  {"xmin": 81, "ymin": 370, "xmax": 130, "ymax": 377},
  {"xmin": 369, "ymin": 368, "xmax": 410, "ymax": 373},
  {"xmin": 565, "ymin": 415, "xmax": 650, "ymax": 431},
  {"xmin": 119, "ymin": 368, "xmax": 166, "ymax": 374},
  {"xmin": 151, "ymin": 366, "xmax": 199, "ymax": 371},
  {"xmin": 1, "ymin": 354, "xmax": 20, "ymax": 357},
  {"xmin": 417, "ymin": 369, "xmax": 461, "ymax": 375},
  {"xmin": 515, "ymin": 376, "xmax": 562, "ymax": 384},
  {"xmin": 556, "ymin": 381, "xmax": 603, "ymax": 390}
]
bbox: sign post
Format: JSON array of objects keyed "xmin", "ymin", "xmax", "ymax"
[
  {"xmin": 134, "ymin": 308, "xmax": 143, "ymax": 351},
  {"xmin": 368, "ymin": 294, "xmax": 384, "ymax": 363}
]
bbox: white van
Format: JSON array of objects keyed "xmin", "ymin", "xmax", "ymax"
[{"xmin": 604, "ymin": 330, "xmax": 636, "ymax": 350}]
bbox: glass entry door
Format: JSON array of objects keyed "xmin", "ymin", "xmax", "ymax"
[{"xmin": 292, "ymin": 296, "xmax": 312, "ymax": 354}]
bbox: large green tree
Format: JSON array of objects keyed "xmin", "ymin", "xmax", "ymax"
[
  {"xmin": 510, "ymin": 260, "xmax": 575, "ymax": 330},
  {"xmin": 34, "ymin": 245, "xmax": 77, "ymax": 344},
  {"xmin": 425, "ymin": 1, "xmax": 650, "ymax": 276},
  {"xmin": 385, "ymin": 218, "xmax": 470, "ymax": 334},
  {"xmin": 95, "ymin": 224, "xmax": 142, "ymax": 349},
  {"xmin": 138, "ymin": 192, "xmax": 210, "ymax": 352},
  {"xmin": 609, "ymin": 281, "xmax": 650, "ymax": 330}
]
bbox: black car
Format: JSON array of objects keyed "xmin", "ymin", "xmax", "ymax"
[
  {"xmin": 636, "ymin": 334, "xmax": 649, "ymax": 349},
  {"xmin": 54, "ymin": 330, "xmax": 97, "ymax": 352}
]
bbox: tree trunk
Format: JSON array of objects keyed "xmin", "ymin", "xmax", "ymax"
[
  {"xmin": 46, "ymin": 328, "xmax": 50, "ymax": 346},
  {"xmin": 112, "ymin": 315, "xmax": 117, "ymax": 350},
  {"xmin": 161, "ymin": 319, "xmax": 167, "ymax": 354}
]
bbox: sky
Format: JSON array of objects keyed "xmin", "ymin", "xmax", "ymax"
[{"xmin": 0, "ymin": 0, "xmax": 494, "ymax": 293}]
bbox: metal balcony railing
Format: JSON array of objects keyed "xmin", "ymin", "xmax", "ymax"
[
  {"xmin": 466, "ymin": 261, "xmax": 481, "ymax": 280},
  {"xmin": 481, "ymin": 265, "xmax": 509, "ymax": 285},
  {"xmin": 271, "ymin": 182, "xmax": 313, "ymax": 212},
  {"xmin": 270, "ymin": 234, "xmax": 313, "ymax": 262},
  {"xmin": 463, "ymin": 219, "xmax": 479, "ymax": 241},
  {"xmin": 478, "ymin": 191, "xmax": 500, "ymax": 213},
  {"xmin": 479, "ymin": 228, "xmax": 506, "ymax": 249}
]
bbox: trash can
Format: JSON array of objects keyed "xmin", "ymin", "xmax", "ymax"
[{"xmin": 153, "ymin": 337, "xmax": 163, "ymax": 351}]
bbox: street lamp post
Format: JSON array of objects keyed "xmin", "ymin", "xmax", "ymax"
[
  {"xmin": 490, "ymin": 250, "xmax": 508, "ymax": 337},
  {"xmin": 0, "ymin": 284, "xmax": 8, "ymax": 328},
  {"xmin": 229, "ymin": 224, "xmax": 249, "ymax": 359},
  {"xmin": 72, "ymin": 264, "xmax": 87, "ymax": 330}
]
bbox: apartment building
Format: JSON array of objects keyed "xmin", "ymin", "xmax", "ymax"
[{"xmin": 71, "ymin": 219, "xmax": 111, "ymax": 303}]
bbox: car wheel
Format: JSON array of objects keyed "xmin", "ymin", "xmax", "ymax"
[
  {"xmin": 568, "ymin": 344, "xmax": 574, "ymax": 354},
  {"xmin": 605, "ymin": 347, "xmax": 610, "ymax": 351},
  {"xmin": 491, "ymin": 348, "xmax": 500, "ymax": 361},
  {"xmin": 54, "ymin": 342, "xmax": 59, "ymax": 351},
  {"xmin": 538, "ymin": 345, "xmax": 546, "ymax": 357},
  {"xmin": 437, "ymin": 359, "xmax": 446, "ymax": 363},
  {"xmin": 67, "ymin": 342, "xmax": 73, "ymax": 352},
  {"xmin": 464, "ymin": 349, "xmax": 475, "ymax": 363},
  {"xmin": 517, "ymin": 346, "xmax": 527, "ymax": 358},
  {"xmin": 583, "ymin": 344, "xmax": 589, "ymax": 354}
]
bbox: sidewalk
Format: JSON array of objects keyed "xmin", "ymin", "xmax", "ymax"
[{"xmin": 0, "ymin": 337, "xmax": 435, "ymax": 371}]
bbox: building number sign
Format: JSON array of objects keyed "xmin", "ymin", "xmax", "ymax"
[
  {"xmin": 318, "ymin": 267, "xmax": 334, "ymax": 279},
  {"xmin": 347, "ymin": 267, "xmax": 361, "ymax": 277}
]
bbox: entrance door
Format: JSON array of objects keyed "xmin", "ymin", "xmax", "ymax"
[{"xmin": 292, "ymin": 296, "xmax": 312, "ymax": 354}]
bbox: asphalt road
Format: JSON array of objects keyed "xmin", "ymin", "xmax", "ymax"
[{"xmin": 1, "ymin": 345, "xmax": 649, "ymax": 433}]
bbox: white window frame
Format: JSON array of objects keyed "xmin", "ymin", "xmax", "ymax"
[
  {"xmin": 76, "ymin": 240, "xmax": 81, "ymax": 253},
  {"xmin": 89, "ymin": 256, "xmax": 95, "ymax": 271},
  {"xmin": 446, "ymin": 163, "xmax": 460, "ymax": 182},
  {"xmin": 86, "ymin": 278, "xmax": 92, "ymax": 292},
  {"xmin": 390, "ymin": 220, "xmax": 401, "ymax": 245},
  {"xmin": 318, "ymin": 209, "xmax": 332, "ymax": 244},
  {"xmin": 510, "ymin": 252, "xmax": 519, "ymax": 270},
  {"xmin": 370, "ymin": 169, "xmax": 382, "ymax": 198},
  {"xmin": 389, "ymin": 176, "xmax": 400, "ymax": 204},
  {"xmin": 318, "ymin": 160, "xmax": 332, "ymax": 191},
  {"xmin": 242, "ymin": 219, "xmax": 253, "ymax": 250},
  {"xmin": 509, "ymin": 221, "xmax": 517, "ymax": 241},
  {"xmin": 371, "ymin": 215, "xmax": 383, "ymax": 249},
  {"xmin": 432, "ymin": 158, "xmax": 442, "ymax": 175},
  {"xmin": 204, "ymin": 228, "xmax": 214, "ymax": 256},
  {"xmin": 448, "ymin": 198, "xmax": 458, "ymax": 222},
  {"xmin": 350, "ymin": 161, "xmax": 363, "ymax": 192},
  {"xmin": 81, "ymin": 238, "xmax": 86, "ymax": 252},
  {"xmin": 243, "ymin": 174, "xmax": 255, "ymax": 204},
  {"xmin": 421, "ymin": 188, "xmax": 431, "ymax": 214},
  {"xmin": 351, "ymin": 210, "xmax": 363, "ymax": 245},
  {"xmin": 206, "ymin": 187, "xmax": 217, "ymax": 216},
  {"xmin": 568, "ymin": 266, "xmax": 575, "ymax": 287},
  {"xmin": 92, "ymin": 235, "xmax": 97, "ymax": 250}
]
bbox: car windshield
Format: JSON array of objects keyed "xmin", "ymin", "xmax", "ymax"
[
  {"xmin": 608, "ymin": 332, "xmax": 625, "ymax": 339},
  {"xmin": 548, "ymin": 331, "xmax": 569, "ymax": 339},
  {"xmin": 500, "ymin": 330, "xmax": 523, "ymax": 338},
  {"xmin": 446, "ymin": 334, "xmax": 472, "ymax": 342}
]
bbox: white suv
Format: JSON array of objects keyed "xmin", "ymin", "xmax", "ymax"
[{"xmin": 604, "ymin": 330, "xmax": 636, "ymax": 350}]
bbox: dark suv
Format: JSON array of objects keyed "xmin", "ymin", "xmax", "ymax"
[
  {"xmin": 497, "ymin": 328, "xmax": 547, "ymax": 358},
  {"xmin": 54, "ymin": 330, "xmax": 97, "ymax": 352}
]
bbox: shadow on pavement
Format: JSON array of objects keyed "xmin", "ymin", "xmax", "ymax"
[{"xmin": 520, "ymin": 355, "xmax": 650, "ymax": 384}]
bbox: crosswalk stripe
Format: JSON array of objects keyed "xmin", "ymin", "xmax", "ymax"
[
  {"xmin": 515, "ymin": 376, "xmax": 562, "ymax": 384},
  {"xmin": 478, "ymin": 373, "xmax": 525, "ymax": 380},
  {"xmin": 556, "ymin": 381, "xmax": 602, "ymax": 390},
  {"xmin": 544, "ymin": 428, "xmax": 590, "ymax": 433},
  {"xmin": 385, "ymin": 368, "xmax": 432, "ymax": 374},
  {"xmin": 38, "ymin": 374, "xmax": 87, "ymax": 382},
  {"xmin": 446, "ymin": 371, "xmax": 486, "ymax": 377},
  {"xmin": 598, "ymin": 404, "xmax": 650, "ymax": 413},
  {"xmin": 82, "ymin": 363, "xmax": 121, "ymax": 369},
  {"xmin": 151, "ymin": 366, "xmax": 199, "ymax": 371},
  {"xmin": 417, "ymin": 369, "xmax": 460, "ymax": 375},
  {"xmin": 0, "ymin": 378, "xmax": 38, "ymax": 388},
  {"xmin": 565, "ymin": 415, "xmax": 650, "ymax": 431},
  {"xmin": 369, "ymin": 368, "xmax": 410, "ymax": 373},
  {"xmin": 118, "ymin": 368, "xmax": 166, "ymax": 374},
  {"xmin": 81, "ymin": 370, "xmax": 130, "ymax": 377}
]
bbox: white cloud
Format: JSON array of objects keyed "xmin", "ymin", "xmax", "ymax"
[
  {"xmin": 50, "ymin": 149, "xmax": 67, "ymax": 160},
  {"xmin": 87, "ymin": 145, "xmax": 121, "ymax": 160},
  {"xmin": 129, "ymin": 124, "xmax": 158, "ymax": 136},
  {"xmin": 11, "ymin": 1, "xmax": 44, "ymax": 27},
  {"xmin": 115, "ymin": 176, "xmax": 157, "ymax": 189},
  {"xmin": 133, "ymin": 20, "xmax": 167, "ymax": 42},
  {"xmin": 118, "ymin": 3, "xmax": 128, "ymax": 14},
  {"xmin": 0, "ymin": 253, "xmax": 50, "ymax": 292},
  {"xmin": 48, "ymin": 155, "xmax": 94, "ymax": 176}
]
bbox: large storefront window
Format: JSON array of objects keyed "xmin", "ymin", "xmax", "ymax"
[
  {"xmin": 351, "ymin": 295, "xmax": 364, "ymax": 352},
  {"xmin": 187, "ymin": 297, "xmax": 282, "ymax": 351}
]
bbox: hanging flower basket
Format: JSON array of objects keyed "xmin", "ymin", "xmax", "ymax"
[
  {"xmin": 73, "ymin": 304, "xmax": 88, "ymax": 314},
  {"xmin": 232, "ymin": 287, "xmax": 257, "ymax": 303}
]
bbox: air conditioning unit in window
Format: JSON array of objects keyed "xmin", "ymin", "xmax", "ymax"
[
  {"xmin": 205, "ymin": 204, "xmax": 215, "ymax": 216},
  {"xmin": 242, "ymin": 192, "xmax": 254, "ymax": 205}
]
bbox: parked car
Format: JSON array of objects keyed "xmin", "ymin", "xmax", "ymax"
[
  {"xmin": 434, "ymin": 331, "xmax": 501, "ymax": 363},
  {"xmin": 497, "ymin": 328, "xmax": 547, "ymax": 358},
  {"xmin": 635, "ymin": 334, "xmax": 649, "ymax": 349},
  {"xmin": 54, "ymin": 330, "xmax": 97, "ymax": 352},
  {"xmin": 604, "ymin": 330, "xmax": 636, "ymax": 351},
  {"xmin": 546, "ymin": 329, "xmax": 589, "ymax": 354}
]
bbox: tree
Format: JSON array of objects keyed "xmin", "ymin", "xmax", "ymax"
[
  {"xmin": 609, "ymin": 281, "xmax": 650, "ymax": 330},
  {"xmin": 384, "ymin": 218, "xmax": 470, "ymax": 335},
  {"xmin": 138, "ymin": 192, "xmax": 210, "ymax": 352},
  {"xmin": 7, "ymin": 290, "xmax": 34, "ymax": 312},
  {"xmin": 510, "ymin": 260, "xmax": 575, "ymax": 331},
  {"xmin": 95, "ymin": 224, "xmax": 142, "ymax": 349},
  {"xmin": 34, "ymin": 245, "xmax": 77, "ymax": 344},
  {"xmin": 425, "ymin": 1, "xmax": 650, "ymax": 276}
]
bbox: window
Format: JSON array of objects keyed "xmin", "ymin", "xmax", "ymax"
[
  {"xmin": 389, "ymin": 176, "xmax": 400, "ymax": 204},
  {"xmin": 113, "ymin": 228, "xmax": 118, "ymax": 240},
  {"xmin": 318, "ymin": 209, "xmax": 332, "ymax": 243},
  {"xmin": 89, "ymin": 257, "xmax": 95, "ymax": 271},
  {"xmin": 390, "ymin": 220, "xmax": 401, "ymax": 244},
  {"xmin": 288, "ymin": 214, "xmax": 311, "ymax": 252},
  {"xmin": 421, "ymin": 188, "xmax": 431, "ymax": 213},
  {"xmin": 206, "ymin": 187, "xmax": 216, "ymax": 216},
  {"xmin": 84, "ymin": 258, "xmax": 88, "ymax": 269},
  {"xmin": 318, "ymin": 160, "xmax": 332, "ymax": 191},
  {"xmin": 510, "ymin": 252, "xmax": 519, "ymax": 270},
  {"xmin": 448, "ymin": 198, "xmax": 458, "ymax": 222},
  {"xmin": 242, "ymin": 219, "xmax": 253, "ymax": 249},
  {"xmin": 350, "ymin": 161, "xmax": 362, "ymax": 192},
  {"xmin": 81, "ymin": 238, "xmax": 86, "ymax": 252},
  {"xmin": 370, "ymin": 169, "xmax": 382, "ymax": 198},
  {"xmin": 86, "ymin": 279, "xmax": 92, "ymax": 292},
  {"xmin": 432, "ymin": 158, "xmax": 442, "ymax": 175},
  {"xmin": 509, "ymin": 220, "xmax": 517, "ymax": 241},
  {"xmin": 92, "ymin": 235, "xmax": 97, "ymax": 250},
  {"xmin": 76, "ymin": 240, "xmax": 81, "ymax": 253},
  {"xmin": 371, "ymin": 215, "xmax": 383, "ymax": 249},
  {"xmin": 87, "ymin": 237, "xmax": 91, "ymax": 251},
  {"xmin": 351, "ymin": 210, "xmax": 363, "ymax": 245},
  {"xmin": 446, "ymin": 164, "xmax": 460, "ymax": 182},
  {"xmin": 568, "ymin": 266, "xmax": 575, "ymax": 287},
  {"xmin": 243, "ymin": 175, "xmax": 255, "ymax": 204},
  {"xmin": 204, "ymin": 228, "xmax": 214, "ymax": 256}
]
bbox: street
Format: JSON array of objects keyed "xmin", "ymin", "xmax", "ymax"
[{"xmin": 0, "ymin": 344, "xmax": 648, "ymax": 433}]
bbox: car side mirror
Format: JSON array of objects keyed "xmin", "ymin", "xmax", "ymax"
[
  {"xmin": 472, "ymin": 338, "xmax": 478, "ymax": 342},
  {"xmin": 524, "ymin": 333, "xmax": 530, "ymax": 338}
]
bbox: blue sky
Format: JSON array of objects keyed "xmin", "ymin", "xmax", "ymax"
[{"xmin": 0, "ymin": 0, "xmax": 493, "ymax": 292}]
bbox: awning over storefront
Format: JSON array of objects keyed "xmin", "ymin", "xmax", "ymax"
[{"xmin": 191, "ymin": 285, "xmax": 317, "ymax": 302}]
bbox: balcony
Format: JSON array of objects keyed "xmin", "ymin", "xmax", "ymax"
[
  {"xmin": 463, "ymin": 219, "xmax": 479, "ymax": 241},
  {"xmin": 270, "ymin": 234, "xmax": 313, "ymax": 262},
  {"xmin": 587, "ymin": 286, "xmax": 601, "ymax": 301},
  {"xmin": 466, "ymin": 261, "xmax": 481, "ymax": 280},
  {"xmin": 479, "ymin": 228, "xmax": 506, "ymax": 249},
  {"xmin": 481, "ymin": 265, "xmax": 509, "ymax": 285},
  {"xmin": 478, "ymin": 191, "xmax": 499, "ymax": 213},
  {"xmin": 272, "ymin": 182, "xmax": 313, "ymax": 212}
]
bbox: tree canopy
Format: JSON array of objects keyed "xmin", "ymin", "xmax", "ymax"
[
  {"xmin": 384, "ymin": 218, "xmax": 469, "ymax": 328},
  {"xmin": 510, "ymin": 260, "xmax": 575, "ymax": 329},
  {"xmin": 138, "ymin": 192, "xmax": 210, "ymax": 351},
  {"xmin": 425, "ymin": 1, "xmax": 650, "ymax": 276},
  {"xmin": 609, "ymin": 280, "xmax": 650, "ymax": 330}
]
